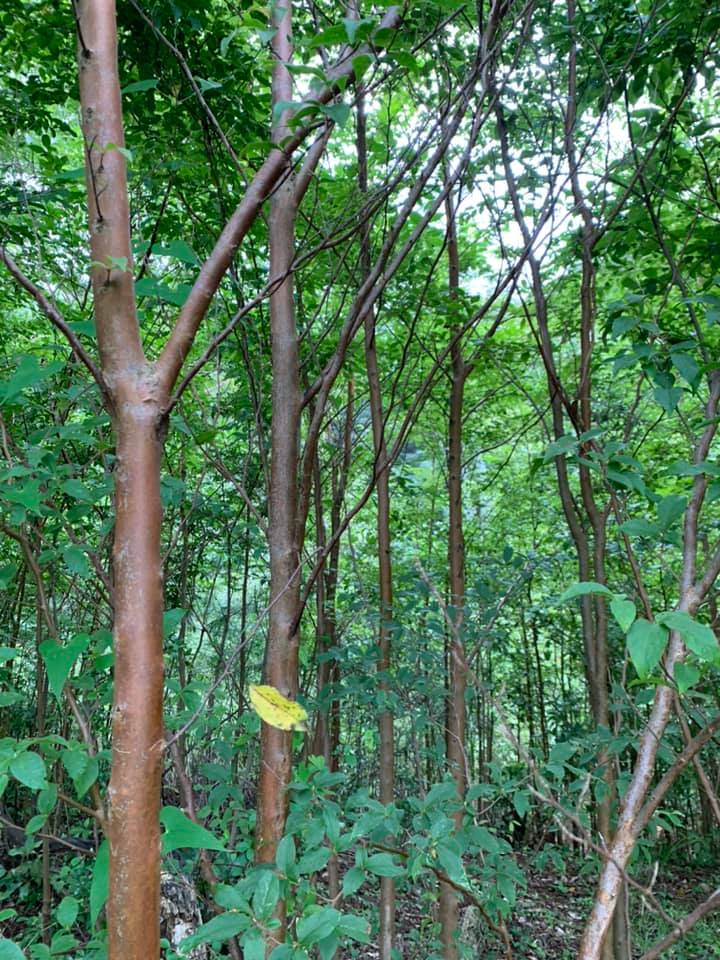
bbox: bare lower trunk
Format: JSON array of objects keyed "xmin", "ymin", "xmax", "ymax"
[{"xmin": 108, "ymin": 406, "xmax": 165, "ymax": 958}]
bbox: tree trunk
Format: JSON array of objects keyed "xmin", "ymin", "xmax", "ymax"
[
  {"xmin": 357, "ymin": 88, "xmax": 396, "ymax": 960},
  {"xmin": 77, "ymin": 6, "xmax": 166, "ymax": 957},
  {"xmin": 255, "ymin": 6, "xmax": 301, "ymax": 943},
  {"xmin": 438, "ymin": 186, "xmax": 468, "ymax": 960}
]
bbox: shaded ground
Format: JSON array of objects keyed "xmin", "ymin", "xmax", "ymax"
[
  {"xmin": 342, "ymin": 849, "xmax": 720, "ymax": 959},
  {"xmin": 473, "ymin": 854, "xmax": 720, "ymax": 960}
]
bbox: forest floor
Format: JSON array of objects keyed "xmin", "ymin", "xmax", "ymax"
[
  {"xmin": 503, "ymin": 853, "xmax": 720, "ymax": 960},
  {"xmin": 480, "ymin": 857, "xmax": 720, "ymax": 960},
  {"xmin": 357, "ymin": 848, "xmax": 720, "ymax": 959}
]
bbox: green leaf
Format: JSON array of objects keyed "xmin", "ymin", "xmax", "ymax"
[
  {"xmin": 197, "ymin": 78, "xmax": 222, "ymax": 92},
  {"xmin": 319, "ymin": 103, "xmax": 350, "ymax": 126},
  {"xmin": 667, "ymin": 459, "xmax": 720, "ymax": 477},
  {"xmin": 268, "ymin": 946, "xmax": 295, "ymax": 960},
  {"xmin": 318, "ymin": 933, "xmax": 339, "ymax": 960},
  {"xmin": 56, "ymin": 896, "xmax": 79, "ymax": 928},
  {"xmin": 610, "ymin": 598, "xmax": 636, "ymax": 633},
  {"xmin": 513, "ymin": 790, "xmax": 530, "ymax": 818},
  {"xmin": 674, "ymin": 662, "xmax": 700, "ymax": 694},
  {"xmin": 627, "ymin": 619, "xmax": 668, "ymax": 677},
  {"xmin": 62, "ymin": 748, "xmax": 87, "ymax": 782},
  {"xmin": 0, "ymin": 692, "xmax": 21, "ymax": 707},
  {"xmin": 241, "ymin": 929, "xmax": 264, "ymax": 960},
  {"xmin": 310, "ymin": 24, "xmax": 347, "ymax": 46},
  {"xmin": 297, "ymin": 907, "xmax": 341, "ymax": 946},
  {"xmin": 618, "ymin": 518, "xmax": 660, "ymax": 538},
  {"xmin": 671, "ymin": 352, "xmax": 700, "ymax": 386},
  {"xmin": 337, "ymin": 914, "xmax": 371, "ymax": 943},
  {"xmin": 543, "ymin": 434, "xmax": 577, "ymax": 461},
  {"xmin": 213, "ymin": 884, "xmax": 247, "ymax": 911},
  {"xmin": 251, "ymin": 869, "xmax": 280, "ymax": 919},
  {"xmin": 558, "ymin": 581, "xmax": 612, "ymax": 602},
  {"xmin": 60, "ymin": 479, "xmax": 96, "ymax": 502},
  {"xmin": 276, "ymin": 834, "xmax": 296, "ymax": 872},
  {"xmin": 656, "ymin": 495, "xmax": 686, "ymax": 529},
  {"xmin": 121, "ymin": 78, "xmax": 159, "ymax": 94},
  {"xmin": 351, "ymin": 53, "xmax": 374, "ymax": 79},
  {"xmin": 90, "ymin": 840, "xmax": 109, "ymax": 926},
  {"xmin": 74, "ymin": 755, "xmax": 98, "ymax": 799},
  {"xmin": 341, "ymin": 865, "xmax": 366, "ymax": 897},
  {"xmin": 0, "ymin": 939, "xmax": 25, "ymax": 960},
  {"xmin": 153, "ymin": 240, "xmax": 200, "ymax": 265},
  {"xmin": 0, "ymin": 356, "xmax": 64, "ymax": 405},
  {"xmin": 37, "ymin": 783, "xmax": 58, "ymax": 815},
  {"xmin": 134, "ymin": 277, "xmax": 192, "ymax": 306},
  {"xmin": 256, "ymin": 27, "xmax": 277, "ymax": 45},
  {"xmin": 297, "ymin": 846, "xmax": 330, "ymax": 874},
  {"xmin": 10, "ymin": 750, "xmax": 47, "ymax": 790},
  {"xmin": 160, "ymin": 806, "xmax": 225, "ymax": 853},
  {"xmin": 180, "ymin": 912, "xmax": 247, "ymax": 952},
  {"xmin": 653, "ymin": 384, "xmax": 683, "ymax": 413},
  {"xmin": 39, "ymin": 634, "xmax": 90, "ymax": 701},
  {"xmin": 163, "ymin": 608, "xmax": 186, "ymax": 638},
  {"xmin": 26, "ymin": 814, "xmax": 47, "ymax": 834},
  {"xmin": 343, "ymin": 16, "xmax": 374, "ymax": 43},
  {"xmin": 436, "ymin": 841, "xmax": 466, "ymax": 884},
  {"xmin": 611, "ymin": 314, "xmax": 641, "ymax": 337},
  {"xmin": 425, "ymin": 781, "xmax": 460, "ymax": 806},
  {"xmin": 656, "ymin": 611, "xmax": 719, "ymax": 663},
  {"xmin": 366, "ymin": 852, "xmax": 404, "ymax": 877},
  {"xmin": 49, "ymin": 932, "xmax": 76, "ymax": 954}
]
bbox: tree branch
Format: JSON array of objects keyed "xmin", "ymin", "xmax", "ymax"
[{"xmin": 0, "ymin": 246, "xmax": 107, "ymax": 395}]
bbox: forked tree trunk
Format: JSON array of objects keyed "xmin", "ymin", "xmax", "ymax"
[{"xmin": 77, "ymin": 5, "xmax": 166, "ymax": 957}]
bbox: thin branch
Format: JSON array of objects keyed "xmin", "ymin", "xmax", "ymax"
[
  {"xmin": 0, "ymin": 246, "xmax": 106, "ymax": 395},
  {"xmin": 638, "ymin": 889, "xmax": 720, "ymax": 960},
  {"xmin": 153, "ymin": 6, "xmax": 403, "ymax": 393}
]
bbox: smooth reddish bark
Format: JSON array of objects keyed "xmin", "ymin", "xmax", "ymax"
[{"xmin": 77, "ymin": 4, "xmax": 165, "ymax": 957}]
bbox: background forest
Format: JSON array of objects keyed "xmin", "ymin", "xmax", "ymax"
[{"xmin": 1, "ymin": 1, "xmax": 720, "ymax": 959}]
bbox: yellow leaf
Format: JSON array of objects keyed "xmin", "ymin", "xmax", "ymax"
[{"xmin": 248, "ymin": 684, "xmax": 308, "ymax": 732}]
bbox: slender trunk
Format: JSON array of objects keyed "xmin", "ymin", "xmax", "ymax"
[
  {"xmin": 439, "ymin": 186, "xmax": 468, "ymax": 960},
  {"xmin": 358, "ymin": 90, "xmax": 395, "ymax": 960},
  {"xmin": 311, "ymin": 380, "xmax": 352, "ymax": 779},
  {"xmin": 255, "ymin": 5, "xmax": 304, "ymax": 952},
  {"xmin": 36, "ymin": 600, "xmax": 51, "ymax": 946},
  {"xmin": 530, "ymin": 613, "xmax": 549, "ymax": 758},
  {"xmin": 239, "ymin": 507, "xmax": 251, "ymax": 706}
]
